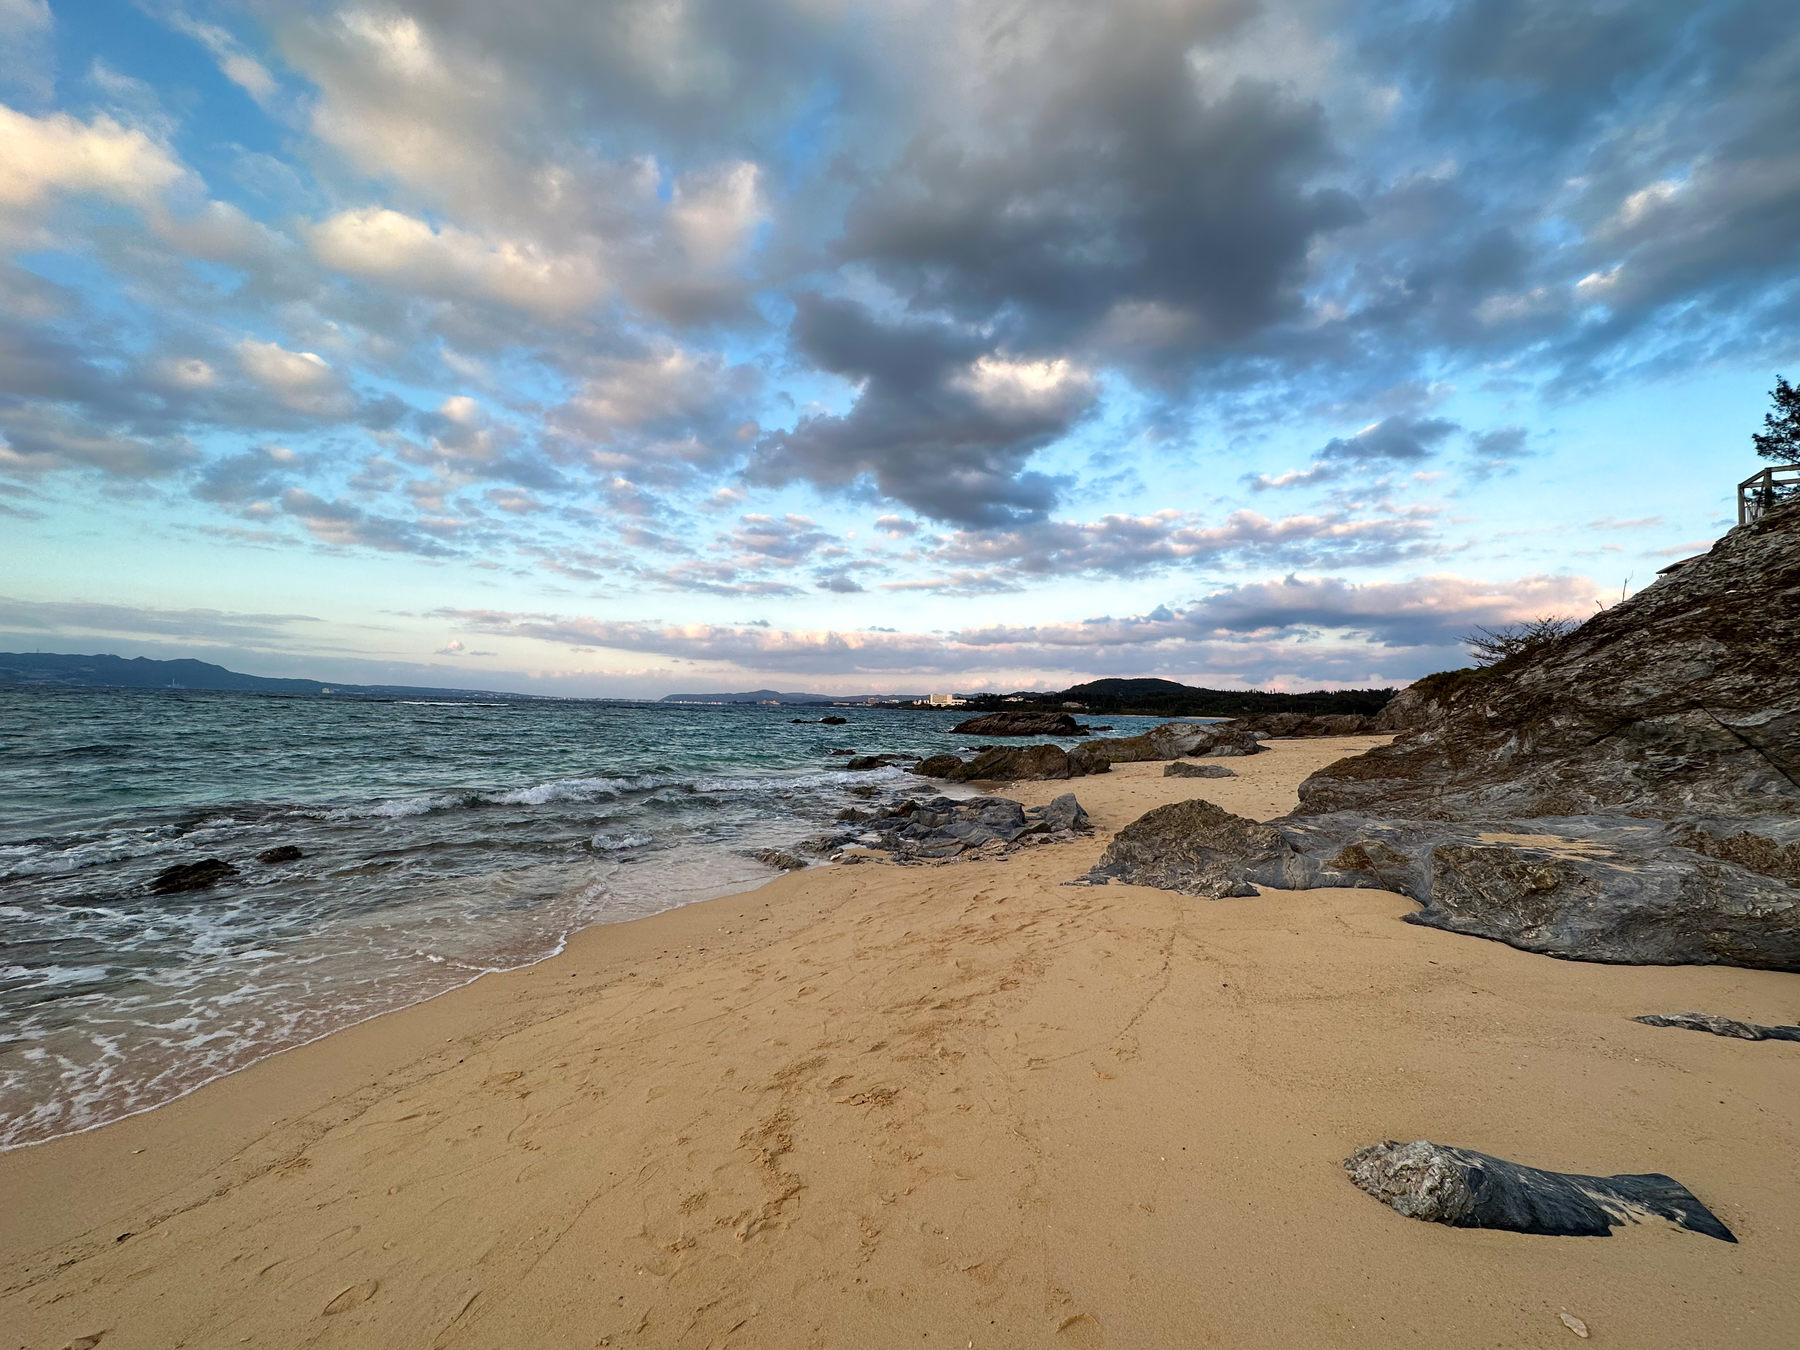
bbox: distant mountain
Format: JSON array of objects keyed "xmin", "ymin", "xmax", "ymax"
[
  {"xmin": 0, "ymin": 652, "xmax": 529, "ymax": 701},
  {"xmin": 959, "ymin": 676, "xmax": 1399, "ymax": 718},
  {"xmin": 658, "ymin": 689, "xmax": 841, "ymax": 704}
]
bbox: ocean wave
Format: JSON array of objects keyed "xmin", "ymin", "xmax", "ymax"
[
  {"xmin": 487, "ymin": 776, "xmax": 632, "ymax": 806},
  {"xmin": 589, "ymin": 832, "xmax": 654, "ymax": 852}
]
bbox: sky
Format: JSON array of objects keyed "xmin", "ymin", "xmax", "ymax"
[{"xmin": 0, "ymin": 0, "xmax": 1795, "ymax": 697}]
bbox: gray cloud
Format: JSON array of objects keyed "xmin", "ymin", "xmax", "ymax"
[{"xmin": 749, "ymin": 296, "xmax": 1095, "ymax": 525}]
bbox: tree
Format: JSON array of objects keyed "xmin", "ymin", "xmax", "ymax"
[
  {"xmin": 1752, "ymin": 375, "xmax": 1800, "ymax": 464},
  {"xmin": 1461, "ymin": 616, "xmax": 1581, "ymax": 667}
]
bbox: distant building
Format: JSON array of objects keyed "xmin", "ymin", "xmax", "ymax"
[{"xmin": 927, "ymin": 692, "xmax": 964, "ymax": 706}]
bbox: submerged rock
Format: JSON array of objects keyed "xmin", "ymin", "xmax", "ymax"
[
  {"xmin": 1344, "ymin": 1140, "xmax": 1735, "ymax": 1241},
  {"xmin": 950, "ymin": 711, "xmax": 1088, "ymax": 737},
  {"xmin": 1633, "ymin": 1012, "xmax": 1800, "ymax": 1042},
  {"xmin": 744, "ymin": 848, "xmax": 809, "ymax": 872},
  {"xmin": 150, "ymin": 858, "xmax": 239, "ymax": 894},
  {"xmin": 1164, "ymin": 762, "xmax": 1238, "ymax": 779},
  {"xmin": 257, "ymin": 845, "xmax": 304, "ymax": 864}
]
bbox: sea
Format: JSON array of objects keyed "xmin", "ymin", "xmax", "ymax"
[{"xmin": 0, "ymin": 688, "xmax": 1171, "ymax": 1150}]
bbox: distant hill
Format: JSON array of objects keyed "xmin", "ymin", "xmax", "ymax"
[
  {"xmin": 658, "ymin": 689, "xmax": 843, "ymax": 704},
  {"xmin": 959, "ymin": 677, "xmax": 1399, "ymax": 719},
  {"xmin": 0, "ymin": 652, "xmax": 528, "ymax": 701}
]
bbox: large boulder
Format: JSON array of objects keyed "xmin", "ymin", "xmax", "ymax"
[
  {"xmin": 1077, "ymin": 721, "xmax": 1259, "ymax": 764},
  {"xmin": 150, "ymin": 858, "xmax": 239, "ymax": 894},
  {"xmin": 915, "ymin": 743, "xmax": 1110, "ymax": 782},
  {"xmin": 1080, "ymin": 504, "xmax": 1800, "ymax": 971},
  {"xmin": 827, "ymin": 793, "xmax": 1093, "ymax": 861},
  {"xmin": 950, "ymin": 711, "xmax": 1087, "ymax": 737}
]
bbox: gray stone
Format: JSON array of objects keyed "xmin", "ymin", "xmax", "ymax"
[
  {"xmin": 1034, "ymin": 793, "xmax": 1092, "ymax": 834},
  {"xmin": 1077, "ymin": 721, "xmax": 1261, "ymax": 765},
  {"xmin": 1164, "ymin": 762, "xmax": 1238, "ymax": 779},
  {"xmin": 743, "ymin": 848, "xmax": 809, "ymax": 872},
  {"xmin": 150, "ymin": 858, "xmax": 239, "ymax": 894},
  {"xmin": 1345, "ymin": 1139, "xmax": 1735, "ymax": 1241},
  {"xmin": 1633, "ymin": 1012, "xmax": 1800, "ymax": 1042},
  {"xmin": 950, "ymin": 711, "xmax": 1087, "ymax": 737}
]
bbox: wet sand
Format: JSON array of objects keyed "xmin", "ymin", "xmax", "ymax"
[{"xmin": 4, "ymin": 735, "xmax": 1797, "ymax": 1348}]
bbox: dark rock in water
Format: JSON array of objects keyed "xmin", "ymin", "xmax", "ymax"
[
  {"xmin": 150, "ymin": 858, "xmax": 239, "ymax": 894},
  {"xmin": 834, "ymin": 806, "xmax": 875, "ymax": 824},
  {"xmin": 846, "ymin": 753, "xmax": 914, "ymax": 771},
  {"xmin": 744, "ymin": 848, "xmax": 809, "ymax": 872},
  {"xmin": 914, "ymin": 753, "xmax": 964, "ymax": 778},
  {"xmin": 951, "ymin": 711, "xmax": 1086, "ymax": 737},
  {"xmin": 1634, "ymin": 1012, "xmax": 1800, "ymax": 1042},
  {"xmin": 951, "ymin": 743, "xmax": 1074, "ymax": 782},
  {"xmin": 820, "ymin": 715, "xmax": 848, "ymax": 725},
  {"xmin": 844, "ymin": 784, "xmax": 880, "ymax": 799},
  {"xmin": 1164, "ymin": 762, "xmax": 1238, "ymax": 779},
  {"xmin": 257, "ymin": 845, "xmax": 304, "ymax": 864},
  {"xmin": 828, "ymin": 748, "xmax": 857, "ymax": 756},
  {"xmin": 1344, "ymin": 1139, "xmax": 1735, "ymax": 1242}
]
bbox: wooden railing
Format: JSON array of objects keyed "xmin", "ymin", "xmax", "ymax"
[{"xmin": 1739, "ymin": 465, "xmax": 1800, "ymax": 525}]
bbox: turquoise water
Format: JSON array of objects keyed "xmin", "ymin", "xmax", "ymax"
[{"xmin": 0, "ymin": 688, "xmax": 1168, "ymax": 1148}]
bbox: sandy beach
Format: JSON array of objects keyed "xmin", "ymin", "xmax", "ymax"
[{"xmin": 4, "ymin": 734, "xmax": 1796, "ymax": 1349}]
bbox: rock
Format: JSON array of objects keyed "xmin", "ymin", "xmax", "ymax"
[
  {"xmin": 1559, "ymin": 1312, "xmax": 1590, "ymax": 1339},
  {"xmin": 149, "ymin": 858, "xmax": 239, "ymax": 894},
  {"xmin": 1633, "ymin": 1012, "xmax": 1800, "ymax": 1042},
  {"xmin": 950, "ymin": 711, "xmax": 1087, "ymax": 737},
  {"xmin": 914, "ymin": 753, "xmax": 965, "ymax": 778},
  {"xmin": 820, "ymin": 715, "xmax": 848, "ymax": 725},
  {"xmin": 1370, "ymin": 676, "xmax": 1458, "ymax": 732},
  {"xmin": 1224, "ymin": 712, "xmax": 1378, "ymax": 737},
  {"xmin": 257, "ymin": 845, "xmax": 304, "ymax": 864},
  {"xmin": 744, "ymin": 848, "xmax": 809, "ymax": 871},
  {"xmin": 950, "ymin": 743, "xmax": 1074, "ymax": 782},
  {"xmin": 1164, "ymin": 762, "xmax": 1238, "ymax": 778},
  {"xmin": 834, "ymin": 806, "xmax": 875, "ymax": 823},
  {"xmin": 1299, "ymin": 503, "xmax": 1800, "ymax": 822},
  {"xmin": 816, "ymin": 793, "xmax": 1092, "ymax": 863},
  {"xmin": 1086, "ymin": 505, "xmax": 1800, "ymax": 971},
  {"xmin": 1344, "ymin": 1139, "xmax": 1735, "ymax": 1241},
  {"xmin": 1081, "ymin": 799, "xmax": 1310, "ymax": 898},
  {"xmin": 1076, "ymin": 721, "xmax": 1255, "ymax": 765},
  {"xmin": 845, "ymin": 753, "xmax": 914, "ymax": 771},
  {"xmin": 1035, "ymin": 793, "xmax": 1092, "ymax": 834},
  {"xmin": 828, "ymin": 747, "xmax": 857, "ymax": 756}
]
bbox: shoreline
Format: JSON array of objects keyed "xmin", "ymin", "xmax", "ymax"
[{"xmin": 5, "ymin": 736, "xmax": 1798, "ymax": 1347}]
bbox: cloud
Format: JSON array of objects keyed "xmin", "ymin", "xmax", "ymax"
[
  {"xmin": 748, "ymin": 296, "xmax": 1096, "ymax": 526},
  {"xmin": 0, "ymin": 104, "xmax": 187, "ymax": 237},
  {"xmin": 1250, "ymin": 414, "xmax": 1459, "ymax": 490},
  {"xmin": 236, "ymin": 339, "xmax": 353, "ymax": 416},
  {"xmin": 435, "ymin": 568, "xmax": 1602, "ymax": 682},
  {"xmin": 0, "ymin": 594, "xmax": 320, "ymax": 644}
]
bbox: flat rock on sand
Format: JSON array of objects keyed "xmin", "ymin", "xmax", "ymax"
[{"xmin": 3, "ymin": 747, "xmax": 1797, "ymax": 1349}]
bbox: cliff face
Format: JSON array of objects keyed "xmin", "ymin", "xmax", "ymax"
[{"xmin": 1298, "ymin": 502, "xmax": 1800, "ymax": 821}]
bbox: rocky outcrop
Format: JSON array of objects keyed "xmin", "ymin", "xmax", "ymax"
[
  {"xmin": 1633, "ymin": 1012, "xmax": 1800, "ymax": 1042},
  {"xmin": 1344, "ymin": 1140, "xmax": 1735, "ymax": 1241},
  {"xmin": 950, "ymin": 711, "xmax": 1087, "ymax": 737},
  {"xmin": 829, "ymin": 793, "xmax": 1092, "ymax": 862},
  {"xmin": 1077, "ymin": 721, "xmax": 1262, "ymax": 764},
  {"xmin": 150, "ymin": 859, "xmax": 239, "ymax": 894},
  {"xmin": 744, "ymin": 848, "xmax": 810, "ymax": 871},
  {"xmin": 1164, "ymin": 762, "xmax": 1238, "ymax": 779},
  {"xmin": 1299, "ymin": 505, "xmax": 1800, "ymax": 822},
  {"xmin": 914, "ymin": 743, "xmax": 1110, "ymax": 782},
  {"xmin": 1222, "ymin": 712, "xmax": 1377, "ymax": 737},
  {"xmin": 1083, "ymin": 505, "xmax": 1800, "ymax": 971},
  {"xmin": 1083, "ymin": 807, "xmax": 1800, "ymax": 968}
]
